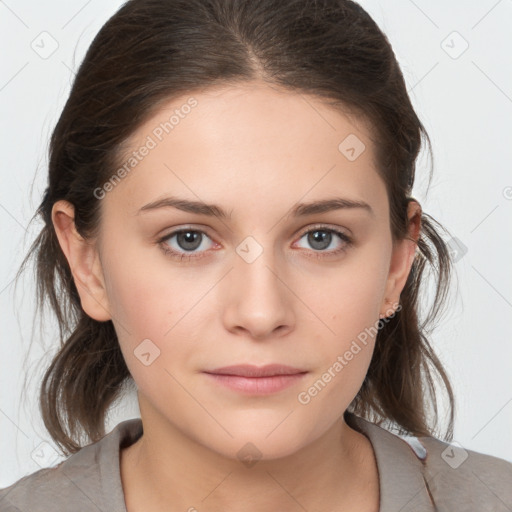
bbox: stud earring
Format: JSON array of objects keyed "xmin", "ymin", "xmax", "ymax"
[{"xmin": 379, "ymin": 298, "xmax": 395, "ymax": 319}]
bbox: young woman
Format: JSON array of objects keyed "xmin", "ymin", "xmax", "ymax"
[{"xmin": 1, "ymin": 0, "xmax": 511, "ymax": 511}]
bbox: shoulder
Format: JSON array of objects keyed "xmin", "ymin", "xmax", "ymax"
[
  {"xmin": 0, "ymin": 447, "xmax": 103, "ymax": 512},
  {"xmin": 345, "ymin": 412, "xmax": 512, "ymax": 511},
  {"xmin": 417, "ymin": 435, "xmax": 512, "ymax": 510},
  {"xmin": 0, "ymin": 418, "xmax": 143, "ymax": 512},
  {"xmin": 0, "ymin": 462, "xmax": 93, "ymax": 511}
]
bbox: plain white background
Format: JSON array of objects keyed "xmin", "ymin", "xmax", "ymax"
[{"xmin": 1, "ymin": 0, "xmax": 511, "ymax": 487}]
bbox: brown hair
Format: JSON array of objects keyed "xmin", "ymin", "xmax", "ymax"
[{"xmin": 17, "ymin": 0, "xmax": 456, "ymax": 455}]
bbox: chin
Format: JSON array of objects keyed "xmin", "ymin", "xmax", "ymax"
[{"xmin": 200, "ymin": 416, "xmax": 315, "ymax": 463}]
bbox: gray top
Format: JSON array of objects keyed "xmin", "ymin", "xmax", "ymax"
[{"xmin": 1, "ymin": 412, "xmax": 511, "ymax": 511}]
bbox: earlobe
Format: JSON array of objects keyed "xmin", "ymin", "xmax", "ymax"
[
  {"xmin": 379, "ymin": 200, "xmax": 422, "ymax": 318},
  {"xmin": 51, "ymin": 200, "xmax": 112, "ymax": 322}
]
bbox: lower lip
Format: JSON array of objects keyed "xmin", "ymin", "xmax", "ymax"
[{"xmin": 204, "ymin": 372, "xmax": 308, "ymax": 395}]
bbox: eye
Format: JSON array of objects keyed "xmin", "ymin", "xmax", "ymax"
[
  {"xmin": 294, "ymin": 224, "xmax": 352, "ymax": 258},
  {"xmin": 158, "ymin": 228, "xmax": 216, "ymax": 261},
  {"xmin": 157, "ymin": 224, "xmax": 353, "ymax": 262}
]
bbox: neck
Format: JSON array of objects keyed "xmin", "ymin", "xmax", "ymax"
[{"xmin": 120, "ymin": 406, "xmax": 379, "ymax": 512}]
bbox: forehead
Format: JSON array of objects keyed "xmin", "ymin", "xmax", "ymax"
[{"xmin": 103, "ymin": 81, "xmax": 385, "ymax": 218}]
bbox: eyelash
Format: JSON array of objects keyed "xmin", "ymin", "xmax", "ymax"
[{"xmin": 157, "ymin": 224, "xmax": 353, "ymax": 262}]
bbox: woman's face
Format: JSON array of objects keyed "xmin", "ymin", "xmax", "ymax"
[{"xmin": 55, "ymin": 81, "xmax": 418, "ymax": 461}]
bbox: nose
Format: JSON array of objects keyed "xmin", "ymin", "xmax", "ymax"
[{"xmin": 221, "ymin": 244, "xmax": 296, "ymax": 340}]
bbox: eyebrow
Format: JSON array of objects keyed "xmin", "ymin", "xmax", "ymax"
[{"xmin": 137, "ymin": 195, "xmax": 374, "ymax": 219}]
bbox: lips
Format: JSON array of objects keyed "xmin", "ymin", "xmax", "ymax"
[
  {"xmin": 204, "ymin": 364, "xmax": 307, "ymax": 378},
  {"xmin": 203, "ymin": 364, "xmax": 308, "ymax": 395}
]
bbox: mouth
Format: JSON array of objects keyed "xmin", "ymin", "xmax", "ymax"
[
  {"xmin": 202, "ymin": 364, "xmax": 308, "ymax": 395},
  {"xmin": 204, "ymin": 363, "xmax": 307, "ymax": 377}
]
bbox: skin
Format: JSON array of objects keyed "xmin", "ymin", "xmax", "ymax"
[{"xmin": 52, "ymin": 80, "xmax": 421, "ymax": 512}]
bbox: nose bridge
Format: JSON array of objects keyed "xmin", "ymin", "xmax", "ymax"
[
  {"xmin": 222, "ymin": 233, "xmax": 295, "ymax": 337},
  {"xmin": 234, "ymin": 233, "xmax": 283, "ymax": 298}
]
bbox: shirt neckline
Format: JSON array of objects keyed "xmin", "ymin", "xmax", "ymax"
[
  {"xmin": 344, "ymin": 411, "xmax": 435, "ymax": 511},
  {"xmin": 101, "ymin": 413, "xmax": 435, "ymax": 512}
]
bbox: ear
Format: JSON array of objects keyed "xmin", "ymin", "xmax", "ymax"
[
  {"xmin": 379, "ymin": 200, "xmax": 422, "ymax": 318},
  {"xmin": 51, "ymin": 200, "xmax": 112, "ymax": 322}
]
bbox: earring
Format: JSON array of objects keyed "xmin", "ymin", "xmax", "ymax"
[{"xmin": 379, "ymin": 298, "xmax": 395, "ymax": 319}]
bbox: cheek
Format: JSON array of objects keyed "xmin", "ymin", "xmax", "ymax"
[
  {"xmin": 101, "ymin": 245, "xmax": 210, "ymax": 382},
  {"xmin": 295, "ymin": 276, "xmax": 383, "ymax": 429},
  {"xmin": 101, "ymin": 234, "xmax": 193, "ymax": 334},
  {"xmin": 299, "ymin": 243, "xmax": 390, "ymax": 384},
  {"xmin": 306, "ymin": 248, "xmax": 389, "ymax": 335},
  {"xmin": 344, "ymin": 236, "xmax": 391, "ymax": 316}
]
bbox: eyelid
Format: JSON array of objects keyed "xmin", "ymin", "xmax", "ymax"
[
  {"xmin": 157, "ymin": 224, "xmax": 215, "ymax": 241},
  {"xmin": 294, "ymin": 222, "xmax": 351, "ymax": 239}
]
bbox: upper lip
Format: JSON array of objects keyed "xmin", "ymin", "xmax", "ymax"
[{"xmin": 204, "ymin": 364, "xmax": 307, "ymax": 377}]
